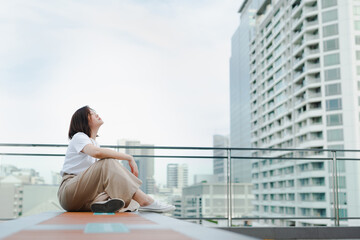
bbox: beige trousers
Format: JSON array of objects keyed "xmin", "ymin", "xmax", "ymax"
[{"xmin": 57, "ymin": 158, "xmax": 142, "ymax": 212}]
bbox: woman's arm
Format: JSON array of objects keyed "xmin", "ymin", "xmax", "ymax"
[{"xmin": 82, "ymin": 144, "xmax": 139, "ymax": 177}]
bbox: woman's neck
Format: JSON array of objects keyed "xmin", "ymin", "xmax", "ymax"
[{"xmin": 90, "ymin": 127, "xmax": 99, "ymax": 140}]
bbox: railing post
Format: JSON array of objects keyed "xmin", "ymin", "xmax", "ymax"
[
  {"xmin": 227, "ymin": 149, "xmax": 232, "ymax": 227},
  {"xmin": 332, "ymin": 151, "xmax": 339, "ymax": 226}
]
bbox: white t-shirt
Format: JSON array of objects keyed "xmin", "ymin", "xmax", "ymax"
[{"xmin": 60, "ymin": 132, "xmax": 99, "ymax": 176}]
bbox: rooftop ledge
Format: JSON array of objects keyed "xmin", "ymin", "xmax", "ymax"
[
  {"xmin": 1, "ymin": 212, "xmax": 360, "ymax": 239},
  {"xmin": 0, "ymin": 211, "xmax": 257, "ymax": 240}
]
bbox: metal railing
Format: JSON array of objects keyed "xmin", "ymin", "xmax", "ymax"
[{"xmin": 1, "ymin": 143, "xmax": 359, "ymax": 227}]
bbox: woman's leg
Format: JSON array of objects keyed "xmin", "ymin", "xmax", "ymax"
[
  {"xmin": 59, "ymin": 158, "xmax": 142, "ymax": 211},
  {"xmin": 132, "ymin": 189, "xmax": 154, "ymax": 206}
]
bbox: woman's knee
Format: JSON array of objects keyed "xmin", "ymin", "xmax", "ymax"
[{"xmin": 99, "ymin": 158, "xmax": 119, "ymax": 168}]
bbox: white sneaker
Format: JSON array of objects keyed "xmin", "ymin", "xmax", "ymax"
[{"xmin": 138, "ymin": 200, "xmax": 175, "ymax": 213}]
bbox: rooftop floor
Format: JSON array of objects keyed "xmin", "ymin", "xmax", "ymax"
[{"xmin": 0, "ymin": 212, "xmax": 257, "ymax": 240}]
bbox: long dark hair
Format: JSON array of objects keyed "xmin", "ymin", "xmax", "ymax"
[{"xmin": 68, "ymin": 106, "xmax": 92, "ymax": 139}]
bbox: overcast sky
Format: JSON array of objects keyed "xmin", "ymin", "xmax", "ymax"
[{"xmin": 0, "ymin": 0, "xmax": 242, "ymax": 184}]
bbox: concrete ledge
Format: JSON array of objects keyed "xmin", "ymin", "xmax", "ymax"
[
  {"xmin": 0, "ymin": 212, "xmax": 259, "ymax": 240},
  {"xmin": 220, "ymin": 226, "xmax": 360, "ymax": 239},
  {"xmin": 0, "ymin": 211, "xmax": 63, "ymax": 239}
]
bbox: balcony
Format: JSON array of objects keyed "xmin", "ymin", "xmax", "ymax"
[
  {"xmin": 1, "ymin": 144, "xmax": 360, "ymax": 239},
  {"xmin": 306, "ymin": 61, "xmax": 320, "ymax": 70},
  {"xmin": 305, "ymin": 32, "xmax": 319, "ymax": 42},
  {"xmin": 303, "ymin": 5, "xmax": 318, "ymax": 16},
  {"xmin": 304, "ymin": 18, "xmax": 318, "ymax": 28},
  {"xmin": 305, "ymin": 47, "xmax": 320, "ymax": 56}
]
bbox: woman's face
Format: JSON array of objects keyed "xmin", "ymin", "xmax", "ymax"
[{"xmin": 88, "ymin": 109, "xmax": 104, "ymax": 128}]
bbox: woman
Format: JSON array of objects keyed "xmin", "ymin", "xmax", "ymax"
[{"xmin": 57, "ymin": 106, "xmax": 175, "ymax": 213}]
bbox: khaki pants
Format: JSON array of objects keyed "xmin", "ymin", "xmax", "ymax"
[{"xmin": 57, "ymin": 158, "xmax": 142, "ymax": 211}]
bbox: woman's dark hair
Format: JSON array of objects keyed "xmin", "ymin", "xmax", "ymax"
[{"xmin": 68, "ymin": 106, "xmax": 92, "ymax": 139}]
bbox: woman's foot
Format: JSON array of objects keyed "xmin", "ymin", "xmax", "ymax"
[
  {"xmin": 138, "ymin": 200, "xmax": 175, "ymax": 213},
  {"xmin": 90, "ymin": 198, "xmax": 125, "ymax": 213}
]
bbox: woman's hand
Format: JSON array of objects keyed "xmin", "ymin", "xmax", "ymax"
[{"xmin": 128, "ymin": 157, "xmax": 139, "ymax": 177}]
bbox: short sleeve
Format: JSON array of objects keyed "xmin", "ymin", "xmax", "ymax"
[{"xmin": 71, "ymin": 132, "xmax": 93, "ymax": 153}]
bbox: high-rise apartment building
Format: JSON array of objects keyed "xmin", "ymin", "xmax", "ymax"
[
  {"xmin": 231, "ymin": 0, "xmax": 360, "ymax": 226},
  {"xmin": 167, "ymin": 163, "xmax": 188, "ymax": 189},
  {"xmin": 230, "ymin": 1, "xmax": 261, "ymax": 184},
  {"xmin": 119, "ymin": 140, "xmax": 156, "ymax": 194}
]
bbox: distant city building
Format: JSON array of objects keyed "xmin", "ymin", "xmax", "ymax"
[
  {"xmin": 167, "ymin": 163, "xmax": 188, "ymax": 189},
  {"xmin": 231, "ymin": 0, "xmax": 360, "ymax": 226},
  {"xmin": 0, "ymin": 165, "xmax": 45, "ymax": 185},
  {"xmin": 118, "ymin": 139, "xmax": 156, "ymax": 194},
  {"xmin": 174, "ymin": 183, "xmax": 253, "ymax": 219},
  {"xmin": 0, "ymin": 177, "xmax": 23, "ymax": 219},
  {"xmin": 51, "ymin": 171, "xmax": 62, "ymax": 185},
  {"xmin": 229, "ymin": 0, "xmax": 258, "ymax": 184},
  {"xmin": 0, "ymin": 168, "xmax": 60, "ymax": 219},
  {"xmin": 193, "ymin": 174, "xmax": 217, "ymax": 184},
  {"xmin": 0, "ymin": 164, "xmax": 18, "ymax": 178},
  {"xmin": 212, "ymin": 135, "xmax": 229, "ymax": 182},
  {"xmin": 171, "ymin": 196, "xmax": 183, "ymax": 218},
  {"xmin": 167, "ymin": 164, "xmax": 178, "ymax": 188}
]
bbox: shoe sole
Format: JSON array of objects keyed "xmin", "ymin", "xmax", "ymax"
[{"xmin": 91, "ymin": 199, "xmax": 125, "ymax": 213}]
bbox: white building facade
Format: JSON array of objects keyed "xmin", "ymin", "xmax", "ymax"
[
  {"xmin": 167, "ymin": 163, "xmax": 188, "ymax": 189},
  {"xmin": 178, "ymin": 183, "xmax": 253, "ymax": 220},
  {"xmin": 232, "ymin": 0, "xmax": 360, "ymax": 226}
]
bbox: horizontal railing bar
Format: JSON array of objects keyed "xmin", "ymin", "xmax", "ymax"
[
  {"xmin": 0, "ymin": 153, "xmax": 65, "ymax": 157},
  {"xmin": 0, "ymin": 153, "xmax": 225, "ymax": 159},
  {"xmin": 0, "ymin": 144, "xmax": 68, "ymax": 148},
  {"xmin": 1, "ymin": 217, "xmax": 359, "ymax": 221},
  {"xmin": 2, "ymin": 153, "xmax": 360, "ymax": 161},
  {"xmin": 231, "ymin": 156, "xmax": 333, "ymax": 160},
  {"xmin": 1, "ymin": 143, "xmax": 360, "ymax": 152},
  {"xmin": 176, "ymin": 217, "xmax": 360, "ymax": 220}
]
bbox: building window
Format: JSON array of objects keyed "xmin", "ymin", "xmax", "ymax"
[
  {"xmin": 324, "ymin": 68, "xmax": 340, "ymax": 81},
  {"xmin": 356, "ymin": 21, "xmax": 360, "ymax": 31},
  {"xmin": 327, "ymin": 129, "xmax": 344, "ymax": 141},
  {"xmin": 338, "ymin": 176, "xmax": 346, "ymax": 188},
  {"xmin": 323, "ymin": 24, "xmax": 338, "ymax": 37},
  {"xmin": 324, "ymin": 53, "xmax": 340, "ymax": 66},
  {"xmin": 275, "ymin": 68, "xmax": 283, "ymax": 79},
  {"xmin": 323, "ymin": 38, "xmax": 339, "ymax": 52},
  {"xmin": 357, "ymin": 51, "xmax": 360, "ymax": 60},
  {"xmin": 274, "ymin": 56, "xmax": 283, "ymax": 68},
  {"xmin": 325, "ymin": 83, "xmax": 341, "ymax": 96},
  {"xmin": 287, "ymin": 180, "xmax": 294, "ymax": 187},
  {"xmin": 339, "ymin": 209, "xmax": 348, "ymax": 217},
  {"xmin": 313, "ymin": 193, "xmax": 326, "ymax": 201},
  {"xmin": 326, "ymin": 113, "xmax": 343, "ymax": 126},
  {"xmin": 322, "ymin": 9, "xmax": 338, "ymax": 23},
  {"xmin": 288, "ymin": 193, "xmax": 295, "ymax": 201},
  {"xmin": 355, "ymin": 6, "xmax": 360, "ymax": 15},
  {"xmin": 322, "ymin": 0, "xmax": 337, "ymax": 8},
  {"xmin": 356, "ymin": 36, "xmax": 360, "ymax": 45},
  {"xmin": 312, "ymin": 177, "xmax": 325, "ymax": 186},
  {"xmin": 326, "ymin": 98, "xmax": 342, "ymax": 111}
]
